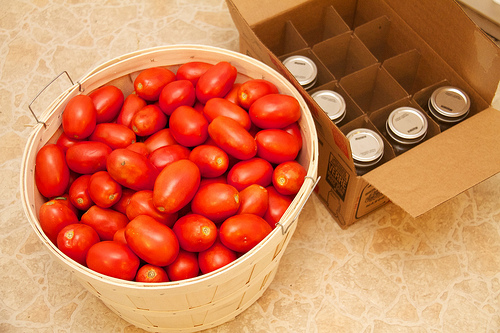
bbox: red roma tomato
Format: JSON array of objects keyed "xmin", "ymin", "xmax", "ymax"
[
  {"xmin": 126, "ymin": 190, "xmax": 178, "ymax": 227},
  {"xmin": 56, "ymin": 132, "xmax": 80, "ymax": 154},
  {"xmin": 158, "ymin": 80, "xmax": 195, "ymax": 115},
  {"xmin": 219, "ymin": 214, "xmax": 272, "ymax": 253},
  {"xmin": 172, "ymin": 214, "xmax": 217, "ymax": 252},
  {"xmin": 198, "ymin": 238, "xmax": 237, "ymax": 274},
  {"xmin": 169, "ymin": 105, "xmax": 208, "ymax": 147},
  {"xmin": 57, "ymin": 223, "xmax": 100, "ymax": 266},
  {"xmin": 35, "ymin": 144, "xmax": 70, "ymax": 198},
  {"xmin": 116, "ymin": 93, "xmax": 147, "ymax": 127},
  {"xmin": 134, "ymin": 67, "xmax": 175, "ymax": 101},
  {"xmin": 65, "ymin": 141, "xmax": 112, "ymax": 174},
  {"xmin": 249, "ymin": 94, "xmax": 301, "ymax": 129},
  {"xmin": 283, "ymin": 122, "xmax": 303, "ymax": 149},
  {"xmin": 166, "ymin": 249, "xmax": 199, "ymax": 281},
  {"xmin": 125, "ymin": 215, "xmax": 179, "ymax": 266},
  {"xmin": 264, "ymin": 186, "xmax": 293, "ymax": 229},
  {"xmin": 208, "ymin": 116, "xmax": 257, "ymax": 160},
  {"xmin": 86, "ymin": 241, "xmax": 140, "ymax": 280},
  {"xmin": 39, "ymin": 199, "xmax": 79, "ymax": 244},
  {"xmin": 89, "ymin": 85, "xmax": 124, "ymax": 123},
  {"xmin": 153, "ymin": 159, "xmax": 200, "ymax": 214},
  {"xmin": 113, "ymin": 227, "xmax": 127, "ymax": 245},
  {"xmin": 238, "ymin": 79, "xmax": 279, "ymax": 110},
  {"xmin": 81, "ymin": 205, "xmax": 129, "ymax": 241},
  {"xmin": 135, "ymin": 264, "xmax": 169, "ymax": 283},
  {"xmin": 227, "ymin": 157, "xmax": 273, "ymax": 191},
  {"xmin": 196, "ymin": 61, "xmax": 237, "ymax": 104},
  {"xmin": 112, "ymin": 188, "xmax": 135, "ymax": 215},
  {"xmin": 176, "ymin": 61, "xmax": 213, "ymax": 86},
  {"xmin": 237, "ymin": 184, "xmax": 268, "ymax": 217},
  {"xmin": 191, "ymin": 183, "xmax": 240, "ymax": 223},
  {"xmin": 126, "ymin": 142, "xmax": 149, "ymax": 157},
  {"xmin": 62, "ymin": 95, "xmax": 96, "ymax": 140},
  {"xmin": 224, "ymin": 83, "xmax": 242, "ymax": 104},
  {"xmin": 255, "ymin": 129, "xmax": 300, "ymax": 164},
  {"xmin": 273, "ymin": 161, "xmax": 307, "ymax": 195},
  {"xmin": 188, "ymin": 145, "xmax": 229, "ymax": 178},
  {"xmin": 89, "ymin": 123, "xmax": 136, "ymax": 149},
  {"xmin": 88, "ymin": 171, "xmax": 122, "ymax": 208},
  {"xmin": 52, "ymin": 194, "xmax": 79, "ymax": 216},
  {"xmin": 69, "ymin": 174, "xmax": 93, "ymax": 211},
  {"xmin": 149, "ymin": 145, "xmax": 191, "ymax": 171},
  {"xmin": 107, "ymin": 149, "xmax": 159, "ymax": 191},
  {"xmin": 144, "ymin": 128, "xmax": 178, "ymax": 153},
  {"xmin": 203, "ymin": 98, "xmax": 251, "ymax": 130},
  {"xmin": 130, "ymin": 104, "xmax": 168, "ymax": 137}
]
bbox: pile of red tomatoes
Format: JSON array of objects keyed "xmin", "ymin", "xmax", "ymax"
[{"xmin": 34, "ymin": 61, "xmax": 307, "ymax": 282}]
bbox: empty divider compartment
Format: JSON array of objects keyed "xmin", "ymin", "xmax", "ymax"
[{"xmin": 253, "ymin": 20, "xmax": 308, "ymax": 57}]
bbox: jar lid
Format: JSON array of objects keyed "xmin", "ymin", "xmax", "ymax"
[
  {"xmin": 428, "ymin": 86, "xmax": 470, "ymax": 122},
  {"xmin": 283, "ymin": 55, "xmax": 318, "ymax": 89},
  {"xmin": 346, "ymin": 128, "xmax": 385, "ymax": 166},
  {"xmin": 386, "ymin": 106, "xmax": 428, "ymax": 144},
  {"xmin": 311, "ymin": 90, "xmax": 346, "ymax": 124}
]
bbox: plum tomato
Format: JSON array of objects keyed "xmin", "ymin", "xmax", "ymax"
[
  {"xmin": 175, "ymin": 61, "xmax": 213, "ymax": 86},
  {"xmin": 65, "ymin": 141, "xmax": 112, "ymax": 175},
  {"xmin": 126, "ymin": 190, "xmax": 178, "ymax": 227},
  {"xmin": 56, "ymin": 223, "xmax": 100, "ymax": 266},
  {"xmin": 203, "ymin": 97, "xmax": 251, "ymax": 130},
  {"xmin": 196, "ymin": 61, "xmax": 237, "ymax": 104},
  {"xmin": 89, "ymin": 123, "xmax": 136, "ymax": 150},
  {"xmin": 172, "ymin": 214, "xmax": 217, "ymax": 252},
  {"xmin": 144, "ymin": 128, "xmax": 178, "ymax": 153},
  {"xmin": 125, "ymin": 215, "xmax": 179, "ymax": 266},
  {"xmin": 135, "ymin": 264, "xmax": 169, "ymax": 283},
  {"xmin": 80, "ymin": 205, "xmax": 129, "ymax": 241},
  {"xmin": 149, "ymin": 145, "xmax": 191, "ymax": 171},
  {"xmin": 226, "ymin": 157, "xmax": 273, "ymax": 192},
  {"xmin": 249, "ymin": 93, "xmax": 301, "ymax": 129},
  {"xmin": 236, "ymin": 184, "xmax": 269, "ymax": 217},
  {"xmin": 166, "ymin": 249, "xmax": 199, "ymax": 281},
  {"xmin": 272, "ymin": 161, "xmax": 307, "ymax": 196},
  {"xmin": 188, "ymin": 145, "xmax": 229, "ymax": 178},
  {"xmin": 106, "ymin": 148, "xmax": 159, "ymax": 191},
  {"xmin": 134, "ymin": 67, "xmax": 175, "ymax": 101},
  {"xmin": 56, "ymin": 132, "xmax": 80, "ymax": 154},
  {"xmin": 158, "ymin": 80, "xmax": 196, "ymax": 115},
  {"xmin": 198, "ymin": 238, "xmax": 237, "ymax": 275},
  {"xmin": 113, "ymin": 227, "xmax": 127, "ymax": 245},
  {"xmin": 88, "ymin": 171, "xmax": 122, "ymax": 208},
  {"xmin": 86, "ymin": 241, "xmax": 140, "ymax": 281},
  {"xmin": 223, "ymin": 83, "xmax": 242, "ymax": 104},
  {"xmin": 69, "ymin": 174, "xmax": 93, "ymax": 211},
  {"xmin": 130, "ymin": 104, "xmax": 168, "ymax": 137},
  {"xmin": 126, "ymin": 142, "xmax": 150, "ymax": 157},
  {"xmin": 237, "ymin": 79, "xmax": 279, "ymax": 110},
  {"xmin": 62, "ymin": 95, "xmax": 96, "ymax": 140},
  {"xmin": 35, "ymin": 144, "xmax": 70, "ymax": 198},
  {"xmin": 283, "ymin": 122, "xmax": 303, "ymax": 149},
  {"xmin": 255, "ymin": 129, "xmax": 301, "ymax": 164},
  {"xmin": 264, "ymin": 186, "xmax": 294, "ymax": 229},
  {"xmin": 112, "ymin": 188, "xmax": 135, "ymax": 215},
  {"xmin": 191, "ymin": 183, "xmax": 240, "ymax": 223},
  {"xmin": 219, "ymin": 214, "xmax": 272, "ymax": 253},
  {"xmin": 169, "ymin": 105, "xmax": 209, "ymax": 147},
  {"xmin": 39, "ymin": 199, "xmax": 79, "ymax": 244},
  {"xmin": 208, "ymin": 116, "xmax": 257, "ymax": 161},
  {"xmin": 153, "ymin": 159, "xmax": 200, "ymax": 214},
  {"xmin": 116, "ymin": 93, "xmax": 147, "ymax": 127},
  {"xmin": 89, "ymin": 85, "xmax": 124, "ymax": 123}
]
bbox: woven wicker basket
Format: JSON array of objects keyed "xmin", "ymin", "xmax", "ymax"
[{"xmin": 20, "ymin": 45, "xmax": 318, "ymax": 332}]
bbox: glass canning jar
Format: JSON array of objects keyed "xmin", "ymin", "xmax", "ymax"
[
  {"xmin": 346, "ymin": 128, "xmax": 385, "ymax": 176},
  {"xmin": 384, "ymin": 106, "xmax": 428, "ymax": 155},
  {"xmin": 427, "ymin": 86, "xmax": 470, "ymax": 131}
]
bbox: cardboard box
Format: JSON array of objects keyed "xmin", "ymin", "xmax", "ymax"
[{"xmin": 226, "ymin": 0, "xmax": 500, "ymax": 228}]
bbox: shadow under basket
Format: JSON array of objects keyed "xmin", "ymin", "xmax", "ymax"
[{"xmin": 20, "ymin": 45, "xmax": 319, "ymax": 332}]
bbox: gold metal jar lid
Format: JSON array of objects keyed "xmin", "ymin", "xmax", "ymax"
[
  {"xmin": 428, "ymin": 86, "xmax": 470, "ymax": 122},
  {"xmin": 283, "ymin": 55, "xmax": 318, "ymax": 90},
  {"xmin": 346, "ymin": 128, "xmax": 385, "ymax": 167},
  {"xmin": 311, "ymin": 90, "xmax": 346, "ymax": 124},
  {"xmin": 386, "ymin": 106, "xmax": 428, "ymax": 144}
]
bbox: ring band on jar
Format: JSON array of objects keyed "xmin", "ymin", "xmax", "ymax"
[
  {"xmin": 283, "ymin": 55, "xmax": 318, "ymax": 90},
  {"xmin": 311, "ymin": 90, "xmax": 346, "ymax": 125}
]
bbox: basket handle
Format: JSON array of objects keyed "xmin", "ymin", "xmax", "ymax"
[
  {"xmin": 28, "ymin": 71, "xmax": 76, "ymax": 127},
  {"xmin": 276, "ymin": 175, "xmax": 320, "ymax": 235}
]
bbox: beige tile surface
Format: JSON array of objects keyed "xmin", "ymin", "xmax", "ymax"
[{"xmin": 1, "ymin": 0, "xmax": 500, "ymax": 332}]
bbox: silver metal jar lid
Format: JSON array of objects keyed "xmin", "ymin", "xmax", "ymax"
[
  {"xmin": 386, "ymin": 106, "xmax": 428, "ymax": 144},
  {"xmin": 283, "ymin": 55, "xmax": 318, "ymax": 90},
  {"xmin": 346, "ymin": 128, "xmax": 385, "ymax": 167},
  {"xmin": 311, "ymin": 90, "xmax": 346, "ymax": 124},
  {"xmin": 428, "ymin": 86, "xmax": 470, "ymax": 122}
]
